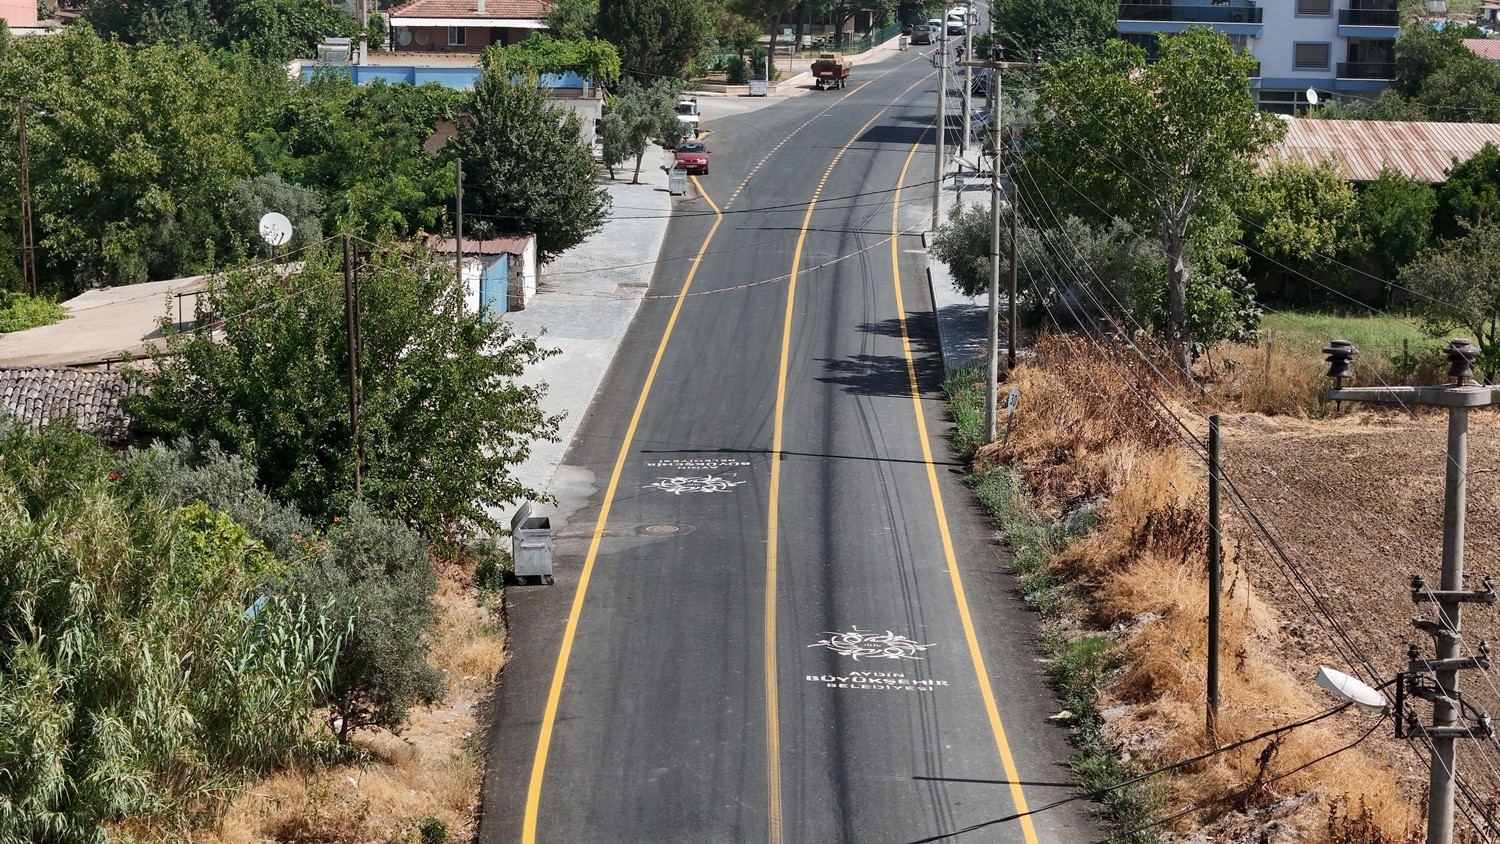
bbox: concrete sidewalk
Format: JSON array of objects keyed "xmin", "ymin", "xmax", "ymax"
[
  {"xmin": 489, "ymin": 155, "xmax": 673, "ymax": 534},
  {"xmin": 926, "ymin": 162, "xmax": 1003, "ymax": 377}
]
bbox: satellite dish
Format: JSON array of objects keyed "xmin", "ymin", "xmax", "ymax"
[
  {"xmin": 258, "ymin": 212, "xmax": 293, "ymax": 247},
  {"xmin": 1305, "ymin": 87, "xmax": 1320, "ymax": 106},
  {"xmin": 1315, "ymin": 666, "xmax": 1388, "ymax": 714},
  {"xmin": 395, "ymin": 26, "xmax": 412, "ymax": 47},
  {"xmin": 413, "ymin": 28, "xmax": 430, "ymax": 46}
]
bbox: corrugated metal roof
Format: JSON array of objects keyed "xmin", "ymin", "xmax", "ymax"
[
  {"xmin": 1465, "ymin": 38, "xmax": 1500, "ymax": 61},
  {"xmin": 1264, "ymin": 117, "xmax": 1500, "ymax": 182}
]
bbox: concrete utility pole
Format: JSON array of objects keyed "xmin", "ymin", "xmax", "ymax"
[
  {"xmin": 960, "ymin": 23, "xmax": 973, "ymax": 153},
  {"xmin": 962, "ymin": 48, "xmax": 1038, "ymax": 442},
  {"xmin": 931, "ymin": 36, "xmax": 946, "ymax": 233},
  {"xmin": 1323, "ymin": 338, "xmax": 1498, "ymax": 844}
]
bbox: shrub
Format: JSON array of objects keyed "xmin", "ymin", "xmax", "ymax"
[
  {"xmin": 0, "ymin": 425, "xmax": 341, "ymax": 841},
  {"xmin": 126, "ymin": 441, "xmax": 444, "ymax": 740},
  {"xmin": 0, "ymin": 290, "xmax": 66, "ymax": 333},
  {"xmin": 290, "ymin": 503, "xmax": 443, "ymax": 739}
]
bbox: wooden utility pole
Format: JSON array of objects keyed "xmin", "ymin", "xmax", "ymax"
[
  {"xmin": 455, "ymin": 157, "xmax": 464, "ymax": 288},
  {"xmin": 962, "ymin": 50, "xmax": 1038, "ymax": 441},
  {"xmin": 1207, "ymin": 414, "xmax": 1222, "ymax": 737},
  {"xmin": 18, "ymin": 100, "xmax": 36, "ymax": 298},
  {"xmin": 343, "ymin": 234, "xmax": 362, "ymax": 496}
]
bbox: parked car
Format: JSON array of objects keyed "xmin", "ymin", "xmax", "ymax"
[
  {"xmin": 909, "ymin": 24, "xmax": 932, "ymax": 45},
  {"xmin": 674, "ymin": 140, "xmax": 710, "ymax": 175},
  {"xmin": 676, "ymin": 97, "xmax": 701, "ymax": 138},
  {"xmin": 926, "ymin": 18, "xmax": 944, "ymax": 40}
]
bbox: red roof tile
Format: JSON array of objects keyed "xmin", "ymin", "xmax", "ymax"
[{"xmin": 388, "ymin": 0, "xmax": 551, "ymax": 19}]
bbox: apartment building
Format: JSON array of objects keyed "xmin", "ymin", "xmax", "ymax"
[{"xmin": 1117, "ymin": 0, "xmax": 1400, "ymax": 113}]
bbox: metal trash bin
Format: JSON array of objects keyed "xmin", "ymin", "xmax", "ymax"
[
  {"xmin": 510, "ymin": 503, "xmax": 554, "ymax": 583},
  {"xmin": 668, "ymin": 165, "xmax": 688, "ymax": 195}
]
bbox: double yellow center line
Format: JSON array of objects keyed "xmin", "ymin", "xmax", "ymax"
[{"xmin": 524, "ymin": 70, "xmax": 1039, "ymax": 844}]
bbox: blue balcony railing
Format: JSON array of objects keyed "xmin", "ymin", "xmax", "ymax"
[
  {"xmin": 1336, "ymin": 61, "xmax": 1396, "ymax": 79},
  {"xmin": 1118, "ymin": 4, "xmax": 1263, "ymax": 23},
  {"xmin": 1339, "ymin": 8, "xmax": 1399, "ymax": 25}
]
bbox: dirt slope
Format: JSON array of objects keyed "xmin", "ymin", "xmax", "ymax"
[{"xmin": 1222, "ymin": 407, "xmax": 1500, "ymax": 829}]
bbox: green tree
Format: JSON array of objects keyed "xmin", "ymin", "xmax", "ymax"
[
  {"xmin": 1024, "ymin": 28, "xmax": 1284, "ymax": 371},
  {"xmin": 602, "ymin": 77, "xmax": 683, "ymax": 183},
  {"xmin": 989, "ymin": 0, "xmax": 1113, "ymax": 60},
  {"xmin": 0, "ymin": 25, "xmax": 254, "ymax": 293},
  {"xmin": 1386, "ymin": 21, "xmax": 1500, "ymax": 122},
  {"xmin": 81, "ymin": 0, "xmax": 221, "ymax": 45},
  {"xmin": 929, "ymin": 201, "xmax": 1046, "ymax": 298},
  {"xmin": 545, "ymin": 0, "xmax": 599, "ymax": 40},
  {"xmin": 1358, "ymin": 167, "xmax": 1436, "ymax": 302},
  {"xmin": 597, "ymin": 0, "xmax": 711, "ymax": 81},
  {"xmin": 224, "ymin": 0, "xmax": 357, "ymax": 63},
  {"xmin": 126, "ymin": 243, "xmax": 562, "ymax": 543},
  {"xmin": 453, "ymin": 62, "xmax": 610, "ymax": 262},
  {"xmin": 734, "ymin": 0, "xmax": 796, "ymax": 77},
  {"xmin": 1398, "ymin": 220, "xmax": 1500, "ymax": 369},
  {"xmin": 484, "ymin": 32, "xmax": 622, "ymax": 86},
  {"xmin": 1436, "ymin": 142, "xmax": 1500, "ymax": 239},
  {"xmin": 1238, "ymin": 158, "xmax": 1364, "ymax": 284},
  {"xmin": 248, "ymin": 74, "xmax": 465, "ymax": 239}
]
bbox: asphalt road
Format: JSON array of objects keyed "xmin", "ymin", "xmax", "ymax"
[{"xmin": 482, "ymin": 50, "xmax": 1100, "ymax": 844}]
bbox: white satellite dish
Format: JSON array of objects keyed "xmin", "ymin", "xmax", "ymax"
[
  {"xmin": 395, "ymin": 26, "xmax": 413, "ymax": 47},
  {"xmin": 1305, "ymin": 87, "xmax": 1320, "ymax": 106},
  {"xmin": 1315, "ymin": 665, "xmax": 1388, "ymax": 714},
  {"xmin": 258, "ymin": 212, "xmax": 293, "ymax": 247}
]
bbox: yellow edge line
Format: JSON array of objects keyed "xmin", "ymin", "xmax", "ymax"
[
  {"xmin": 890, "ymin": 131, "xmax": 1040, "ymax": 843},
  {"xmin": 521, "ymin": 179, "xmax": 724, "ymax": 844}
]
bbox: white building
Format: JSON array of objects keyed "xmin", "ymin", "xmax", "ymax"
[{"xmin": 1116, "ymin": 0, "xmax": 1400, "ymax": 113}]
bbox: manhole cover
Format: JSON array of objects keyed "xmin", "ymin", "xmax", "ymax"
[{"xmin": 641, "ymin": 524, "xmax": 681, "ymax": 535}]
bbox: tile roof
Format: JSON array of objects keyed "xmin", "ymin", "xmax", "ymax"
[
  {"xmin": 388, "ymin": 0, "xmax": 550, "ymax": 19},
  {"xmin": 0, "ymin": 367, "xmax": 143, "ymax": 442},
  {"xmin": 1265, "ymin": 118, "xmax": 1500, "ymax": 183}
]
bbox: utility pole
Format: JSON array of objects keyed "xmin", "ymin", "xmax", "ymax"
[
  {"xmin": 455, "ymin": 156, "xmax": 464, "ymax": 288},
  {"xmin": 962, "ymin": 48, "xmax": 1038, "ymax": 442},
  {"xmin": 960, "ymin": 23, "xmax": 972, "ymax": 153},
  {"xmin": 1207, "ymin": 414, "xmax": 1222, "ymax": 737},
  {"xmin": 17, "ymin": 100, "xmax": 36, "ymax": 298},
  {"xmin": 1322, "ymin": 338, "xmax": 1498, "ymax": 844},
  {"xmin": 931, "ymin": 35, "xmax": 947, "ymax": 233},
  {"xmin": 342, "ymin": 234, "xmax": 362, "ymax": 497}
]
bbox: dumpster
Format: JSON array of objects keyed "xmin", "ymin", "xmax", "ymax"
[
  {"xmin": 510, "ymin": 503, "xmax": 554, "ymax": 583},
  {"xmin": 668, "ymin": 165, "xmax": 688, "ymax": 195}
]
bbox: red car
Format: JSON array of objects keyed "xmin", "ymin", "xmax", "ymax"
[{"xmin": 674, "ymin": 141, "xmax": 710, "ymax": 175}]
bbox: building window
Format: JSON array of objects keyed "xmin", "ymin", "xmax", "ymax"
[
  {"xmin": 447, "ymin": 27, "xmax": 467, "ymax": 46},
  {"xmin": 1294, "ymin": 42, "xmax": 1331, "ymax": 69},
  {"xmin": 1296, "ymin": 0, "xmax": 1332, "ymax": 14}
]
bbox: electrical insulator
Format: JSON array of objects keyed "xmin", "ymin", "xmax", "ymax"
[
  {"xmin": 1444, "ymin": 338, "xmax": 1478, "ymax": 382},
  {"xmin": 991, "ymin": 45, "xmax": 1004, "ymax": 62},
  {"xmin": 1032, "ymin": 47, "xmax": 1043, "ymax": 64},
  {"xmin": 1322, "ymin": 339, "xmax": 1357, "ymax": 382}
]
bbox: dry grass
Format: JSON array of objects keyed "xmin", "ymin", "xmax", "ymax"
[
  {"xmin": 194, "ymin": 568, "xmax": 504, "ymax": 844},
  {"xmin": 991, "ymin": 335, "xmax": 1421, "ymax": 842}
]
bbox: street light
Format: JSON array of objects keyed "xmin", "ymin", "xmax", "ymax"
[{"xmin": 1314, "ymin": 665, "xmax": 1389, "ymax": 715}]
